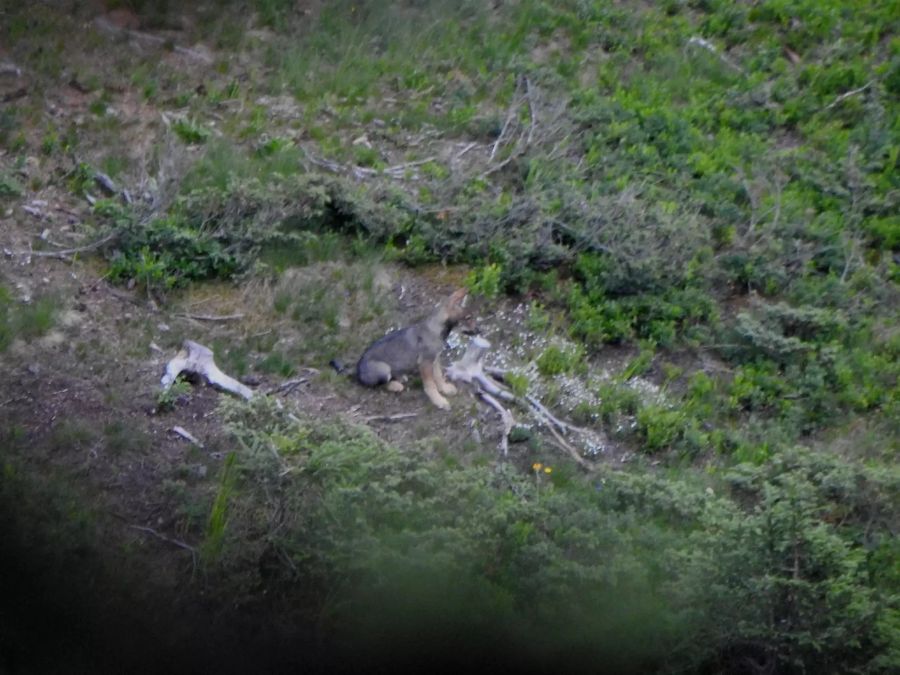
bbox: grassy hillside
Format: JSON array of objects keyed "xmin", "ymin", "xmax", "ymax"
[{"xmin": 1, "ymin": 1, "xmax": 898, "ymax": 672}]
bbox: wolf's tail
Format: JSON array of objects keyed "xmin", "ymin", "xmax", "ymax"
[{"xmin": 330, "ymin": 359, "xmax": 352, "ymax": 376}]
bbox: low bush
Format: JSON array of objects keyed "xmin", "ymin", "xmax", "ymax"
[{"xmin": 209, "ymin": 397, "xmax": 899, "ymax": 672}]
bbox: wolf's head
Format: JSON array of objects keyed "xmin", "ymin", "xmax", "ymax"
[{"xmin": 441, "ymin": 288, "xmax": 480, "ymax": 337}]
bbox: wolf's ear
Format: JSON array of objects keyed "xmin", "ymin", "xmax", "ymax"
[{"xmin": 448, "ymin": 288, "xmax": 468, "ymax": 305}]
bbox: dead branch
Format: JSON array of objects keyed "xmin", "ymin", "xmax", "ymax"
[
  {"xmin": 523, "ymin": 393, "xmax": 590, "ymax": 435},
  {"xmin": 128, "ymin": 524, "xmax": 198, "ymax": 574},
  {"xmin": 477, "ymin": 390, "xmax": 514, "ymax": 456},
  {"xmin": 686, "ymin": 36, "xmax": 746, "ymax": 76},
  {"xmin": 302, "ymin": 146, "xmax": 436, "ymax": 181},
  {"xmin": 162, "ymin": 340, "xmax": 253, "ymax": 400},
  {"xmin": 364, "ymin": 412, "xmax": 419, "ymax": 423},
  {"xmin": 541, "ymin": 420, "xmax": 595, "ymax": 470},
  {"xmin": 94, "ymin": 17, "xmax": 214, "ymax": 64},
  {"xmin": 455, "ymin": 142, "xmax": 479, "ymax": 159},
  {"xmin": 176, "ymin": 312, "xmax": 245, "ymax": 322},
  {"xmin": 823, "ymin": 81, "xmax": 874, "ymax": 111},
  {"xmin": 449, "ymin": 337, "xmax": 597, "ymax": 469},
  {"xmin": 170, "ymin": 426, "xmax": 203, "ymax": 447},
  {"xmin": 524, "ymin": 76, "xmax": 538, "ymax": 146},
  {"xmin": 0, "ymin": 62, "xmax": 22, "ymax": 77},
  {"xmin": 271, "ymin": 377, "xmax": 309, "ymax": 395},
  {"xmin": 491, "ymin": 92, "xmax": 519, "ymax": 160},
  {"xmin": 14, "ymin": 233, "xmax": 118, "ymax": 261},
  {"xmin": 480, "ymin": 153, "xmax": 519, "ymax": 179},
  {"xmin": 94, "ymin": 171, "xmax": 118, "ymax": 195}
]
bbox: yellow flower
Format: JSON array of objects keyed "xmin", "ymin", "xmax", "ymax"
[
  {"xmin": 544, "ymin": 467, "xmax": 552, "ymax": 474},
  {"xmin": 532, "ymin": 462, "xmax": 543, "ymax": 471}
]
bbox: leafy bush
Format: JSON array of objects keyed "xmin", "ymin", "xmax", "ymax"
[{"xmin": 211, "ymin": 398, "xmax": 899, "ymax": 671}]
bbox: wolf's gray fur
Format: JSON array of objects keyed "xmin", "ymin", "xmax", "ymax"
[{"xmin": 356, "ymin": 288, "xmax": 475, "ymax": 409}]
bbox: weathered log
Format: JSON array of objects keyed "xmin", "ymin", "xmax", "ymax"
[
  {"xmin": 448, "ymin": 337, "xmax": 597, "ymax": 470},
  {"xmin": 161, "ymin": 340, "xmax": 253, "ymax": 400}
]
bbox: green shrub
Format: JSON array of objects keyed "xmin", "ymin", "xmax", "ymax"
[
  {"xmin": 211, "ymin": 397, "xmax": 898, "ymax": 671},
  {"xmin": 465, "ymin": 262, "xmax": 503, "ymax": 299},
  {"xmin": 536, "ymin": 343, "xmax": 584, "ymax": 377},
  {"xmin": 636, "ymin": 404, "xmax": 686, "ymax": 452},
  {"xmin": 172, "ymin": 118, "xmax": 211, "ymax": 145}
]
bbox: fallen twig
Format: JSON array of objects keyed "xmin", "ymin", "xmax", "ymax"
[
  {"xmin": 0, "ymin": 395, "xmax": 30, "ymax": 408},
  {"xmin": 491, "ymin": 80, "xmax": 522, "ymax": 160},
  {"xmin": 271, "ymin": 377, "xmax": 309, "ymax": 395},
  {"xmin": 302, "ymin": 146, "xmax": 436, "ymax": 181},
  {"xmin": 14, "ymin": 233, "xmax": 117, "ymax": 261},
  {"xmin": 537, "ymin": 415, "xmax": 594, "ymax": 470},
  {"xmin": 480, "ymin": 153, "xmax": 519, "ymax": 179},
  {"xmin": 524, "ymin": 393, "xmax": 590, "ymax": 435},
  {"xmin": 477, "ymin": 390, "xmax": 514, "ymax": 456},
  {"xmin": 171, "ymin": 426, "xmax": 203, "ymax": 447},
  {"xmin": 128, "ymin": 524, "xmax": 198, "ymax": 575},
  {"xmin": 824, "ymin": 81, "xmax": 874, "ymax": 111},
  {"xmin": 364, "ymin": 412, "xmax": 419, "ymax": 423},
  {"xmin": 94, "ymin": 171, "xmax": 118, "ymax": 195},
  {"xmin": 0, "ymin": 62, "xmax": 23, "ymax": 76},
  {"xmin": 176, "ymin": 312, "xmax": 245, "ymax": 322},
  {"xmin": 686, "ymin": 36, "xmax": 745, "ymax": 75},
  {"xmin": 524, "ymin": 76, "xmax": 538, "ymax": 146},
  {"xmin": 455, "ymin": 142, "xmax": 479, "ymax": 159},
  {"xmin": 94, "ymin": 17, "xmax": 213, "ymax": 64}
]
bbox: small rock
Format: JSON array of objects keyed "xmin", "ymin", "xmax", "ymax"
[
  {"xmin": 157, "ymin": 323, "xmax": 170, "ymax": 332},
  {"xmin": 27, "ymin": 363, "xmax": 41, "ymax": 376}
]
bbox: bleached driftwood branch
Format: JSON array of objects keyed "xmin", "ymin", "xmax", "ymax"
[
  {"xmin": 478, "ymin": 390, "xmax": 514, "ymax": 456},
  {"xmin": 161, "ymin": 340, "xmax": 253, "ymax": 400},
  {"xmin": 448, "ymin": 337, "xmax": 595, "ymax": 469},
  {"xmin": 448, "ymin": 337, "xmax": 514, "ymax": 454}
]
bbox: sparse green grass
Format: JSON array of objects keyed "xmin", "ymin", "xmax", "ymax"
[
  {"xmin": 0, "ymin": 289, "xmax": 57, "ymax": 351},
  {"xmin": 103, "ymin": 421, "xmax": 152, "ymax": 456},
  {"xmin": 0, "ymin": 1, "xmax": 897, "ymax": 670},
  {"xmin": 202, "ymin": 452, "xmax": 237, "ymax": 562},
  {"xmin": 171, "ymin": 118, "xmax": 211, "ymax": 145},
  {"xmin": 48, "ymin": 419, "xmax": 95, "ymax": 453},
  {"xmin": 156, "ymin": 380, "xmax": 192, "ymax": 412},
  {"xmin": 256, "ymin": 351, "xmax": 295, "ymax": 377}
]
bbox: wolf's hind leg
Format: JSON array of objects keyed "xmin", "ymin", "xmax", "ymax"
[
  {"xmin": 433, "ymin": 360, "xmax": 457, "ymax": 396},
  {"xmin": 358, "ymin": 359, "xmax": 392, "ymax": 387},
  {"xmin": 420, "ymin": 360, "xmax": 451, "ymax": 410}
]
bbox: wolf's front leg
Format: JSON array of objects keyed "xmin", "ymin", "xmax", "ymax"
[
  {"xmin": 419, "ymin": 360, "xmax": 451, "ymax": 410},
  {"xmin": 432, "ymin": 359, "xmax": 457, "ymax": 396}
]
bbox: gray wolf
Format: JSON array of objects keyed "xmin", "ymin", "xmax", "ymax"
[{"xmin": 356, "ymin": 288, "xmax": 477, "ymax": 410}]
